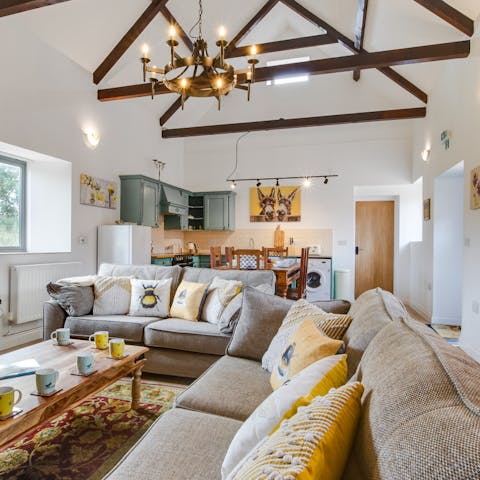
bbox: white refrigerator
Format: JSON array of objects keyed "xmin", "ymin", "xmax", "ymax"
[{"xmin": 97, "ymin": 225, "xmax": 151, "ymax": 268}]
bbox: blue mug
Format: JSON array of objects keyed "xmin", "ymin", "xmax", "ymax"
[
  {"xmin": 77, "ymin": 352, "xmax": 94, "ymax": 375},
  {"xmin": 36, "ymin": 368, "xmax": 59, "ymax": 395}
]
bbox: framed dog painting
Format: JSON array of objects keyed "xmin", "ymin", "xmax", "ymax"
[{"xmin": 249, "ymin": 186, "xmax": 301, "ymax": 222}]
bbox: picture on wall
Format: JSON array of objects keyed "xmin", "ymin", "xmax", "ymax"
[
  {"xmin": 423, "ymin": 198, "xmax": 431, "ymax": 221},
  {"xmin": 470, "ymin": 166, "xmax": 480, "ymax": 209},
  {"xmin": 250, "ymin": 186, "xmax": 301, "ymax": 222},
  {"xmin": 80, "ymin": 174, "xmax": 118, "ymax": 209}
]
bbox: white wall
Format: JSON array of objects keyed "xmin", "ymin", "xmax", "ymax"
[
  {"xmin": 411, "ymin": 34, "xmax": 480, "ymax": 361},
  {"xmin": 0, "ymin": 22, "xmax": 184, "ymax": 346},
  {"xmin": 183, "ymin": 122, "xmax": 415, "ymax": 301},
  {"xmin": 432, "ymin": 172, "xmax": 464, "ymax": 325}
]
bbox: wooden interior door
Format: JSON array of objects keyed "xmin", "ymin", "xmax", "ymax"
[{"xmin": 355, "ymin": 201, "xmax": 394, "ymax": 298}]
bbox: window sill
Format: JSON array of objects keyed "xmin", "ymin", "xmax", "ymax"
[{"xmin": 0, "ymin": 250, "xmax": 72, "ymax": 255}]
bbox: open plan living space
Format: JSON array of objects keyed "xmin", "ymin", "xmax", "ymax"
[{"xmin": 0, "ymin": 0, "xmax": 479, "ymax": 478}]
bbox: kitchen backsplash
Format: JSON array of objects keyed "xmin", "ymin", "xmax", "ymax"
[{"xmin": 152, "ymin": 221, "xmax": 333, "ymax": 256}]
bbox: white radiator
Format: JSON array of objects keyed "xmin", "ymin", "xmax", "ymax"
[{"xmin": 9, "ymin": 262, "xmax": 81, "ymax": 324}]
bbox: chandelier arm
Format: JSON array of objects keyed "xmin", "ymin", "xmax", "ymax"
[{"xmin": 168, "ymin": 66, "xmax": 189, "ymax": 81}]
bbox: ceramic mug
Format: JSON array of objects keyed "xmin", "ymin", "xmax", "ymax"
[
  {"xmin": 0, "ymin": 386, "xmax": 22, "ymax": 417},
  {"xmin": 109, "ymin": 338, "xmax": 125, "ymax": 359},
  {"xmin": 50, "ymin": 328, "xmax": 70, "ymax": 346},
  {"xmin": 89, "ymin": 331, "xmax": 109, "ymax": 350},
  {"xmin": 77, "ymin": 352, "xmax": 95, "ymax": 375},
  {"xmin": 36, "ymin": 368, "xmax": 59, "ymax": 395}
]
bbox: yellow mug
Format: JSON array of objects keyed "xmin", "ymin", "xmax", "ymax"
[
  {"xmin": 109, "ymin": 338, "xmax": 125, "ymax": 359},
  {"xmin": 0, "ymin": 386, "xmax": 22, "ymax": 417},
  {"xmin": 89, "ymin": 331, "xmax": 109, "ymax": 350}
]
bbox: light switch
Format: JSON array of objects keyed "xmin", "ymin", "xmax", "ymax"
[{"xmin": 79, "ymin": 235, "xmax": 88, "ymax": 245}]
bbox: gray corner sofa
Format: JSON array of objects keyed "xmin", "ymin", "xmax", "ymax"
[
  {"xmin": 43, "ymin": 263, "xmax": 350, "ymax": 378},
  {"xmin": 103, "ymin": 287, "xmax": 480, "ymax": 480}
]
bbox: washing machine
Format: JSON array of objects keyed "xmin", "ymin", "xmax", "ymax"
[{"xmin": 305, "ymin": 258, "xmax": 332, "ymax": 301}]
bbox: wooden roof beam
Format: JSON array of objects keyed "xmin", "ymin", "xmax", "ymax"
[
  {"xmin": 159, "ymin": 4, "xmax": 194, "ymax": 51},
  {"xmin": 353, "ymin": 0, "xmax": 369, "ymax": 81},
  {"xmin": 0, "ymin": 0, "xmax": 71, "ymax": 17},
  {"xmin": 161, "ymin": 108, "xmax": 427, "ymax": 138},
  {"xmin": 280, "ymin": 0, "xmax": 428, "ymax": 103},
  {"xmin": 92, "ymin": 0, "xmax": 167, "ymax": 85},
  {"xmin": 413, "ymin": 0, "xmax": 474, "ymax": 37}
]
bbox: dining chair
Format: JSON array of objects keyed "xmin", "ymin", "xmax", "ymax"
[
  {"xmin": 287, "ymin": 247, "xmax": 310, "ymax": 300},
  {"xmin": 232, "ymin": 249, "xmax": 264, "ymax": 270},
  {"xmin": 210, "ymin": 246, "xmax": 234, "ymax": 269},
  {"xmin": 263, "ymin": 246, "xmax": 289, "ymax": 259}
]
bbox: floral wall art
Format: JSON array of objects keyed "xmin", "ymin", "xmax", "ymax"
[
  {"xmin": 80, "ymin": 174, "xmax": 118, "ymax": 209},
  {"xmin": 471, "ymin": 166, "xmax": 480, "ymax": 210}
]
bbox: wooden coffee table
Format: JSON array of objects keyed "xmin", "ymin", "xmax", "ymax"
[{"xmin": 0, "ymin": 339, "xmax": 148, "ymax": 448}]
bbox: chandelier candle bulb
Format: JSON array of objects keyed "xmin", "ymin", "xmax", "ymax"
[
  {"xmin": 142, "ymin": 44, "xmax": 149, "ymax": 58},
  {"xmin": 218, "ymin": 25, "xmax": 226, "ymax": 40},
  {"xmin": 169, "ymin": 25, "xmax": 176, "ymax": 40}
]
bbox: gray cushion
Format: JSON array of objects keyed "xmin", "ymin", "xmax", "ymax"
[
  {"xmin": 65, "ymin": 314, "xmax": 160, "ymax": 343},
  {"xmin": 105, "ymin": 408, "xmax": 242, "ymax": 480},
  {"xmin": 181, "ymin": 267, "xmax": 276, "ymax": 289},
  {"xmin": 97, "ymin": 263, "xmax": 182, "ymax": 301},
  {"xmin": 227, "ymin": 286, "xmax": 293, "ymax": 361},
  {"xmin": 312, "ymin": 299, "xmax": 351, "ymax": 315},
  {"xmin": 144, "ymin": 318, "xmax": 230, "ymax": 355},
  {"xmin": 46, "ymin": 283, "xmax": 93, "ymax": 316},
  {"xmin": 343, "ymin": 288, "xmax": 397, "ymax": 377},
  {"xmin": 344, "ymin": 317, "xmax": 480, "ymax": 480},
  {"xmin": 175, "ymin": 355, "xmax": 272, "ymax": 421}
]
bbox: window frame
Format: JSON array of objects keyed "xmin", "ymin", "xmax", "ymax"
[{"xmin": 0, "ymin": 155, "xmax": 26, "ymax": 252}]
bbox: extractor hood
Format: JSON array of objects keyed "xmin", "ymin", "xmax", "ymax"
[{"xmin": 159, "ymin": 184, "xmax": 188, "ymax": 216}]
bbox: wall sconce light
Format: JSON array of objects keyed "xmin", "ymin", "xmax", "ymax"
[
  {"xmin": 421, "ymin": 148, "xmax": 431, "ymax": 162},
  {"xmin": 83, "ymin": 130, "xmax": 100, "ymax": 149}
]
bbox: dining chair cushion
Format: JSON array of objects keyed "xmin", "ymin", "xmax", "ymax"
[{"xmin": 227, "ymin": 287, "xmax": 293, "ymax": 361}]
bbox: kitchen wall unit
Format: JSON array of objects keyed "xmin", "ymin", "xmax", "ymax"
[
  {"xmin": 120, "ymin": 175, "xmax": 159, "ymax": 227},
  {"xmin": 120, "ymin": 175, "xmax": 235, "ymax": 231}
]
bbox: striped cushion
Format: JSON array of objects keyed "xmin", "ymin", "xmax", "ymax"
[{"xmin": 227, "ymin": 382, "xmax": 364, "ymax": 480}]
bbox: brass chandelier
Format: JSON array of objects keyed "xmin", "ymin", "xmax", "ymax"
[{"xmin": 140, "ymin": 0, "xmax": 258, "ymax": 110}]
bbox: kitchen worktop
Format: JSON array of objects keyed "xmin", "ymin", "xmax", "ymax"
[{"xmin": 151, "ymin": 251, "xmax": 211, "ymax": 258}]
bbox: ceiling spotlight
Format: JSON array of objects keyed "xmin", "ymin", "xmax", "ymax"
[
  {"xmin": 230, "ymin": 181, "xmax": 236, "ymax": 190},
  {"xmin": 303, "ymin": 177, "xmax": 311, "ymax": 188},
  {"xmin": 256, "ymin": 179, "xmax": 261, "ymax": 187},
  {"xmin": 275, "ymin": 179, "xmax": 280, "ymax": 187},
  {"xmin": 324, "ymin": 177, "xmax": 329, "ymax": 185}
]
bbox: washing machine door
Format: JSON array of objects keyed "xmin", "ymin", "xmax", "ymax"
[{"xmin": 306, "ymin": 269, "xmax": 324, "ymax": 291}]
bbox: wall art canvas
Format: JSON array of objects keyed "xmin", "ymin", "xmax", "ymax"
[
  {"xmin": 80, "ymin": 174, "xmax": 118, "ymax": 209},
  {"xmin": 423, "ymin": 198, "xmax": 431, "ymax": 221},
  {"xmin": 250, "ymin": 186, "xmax": 301, "ymax": 222},
  {"xmin": 471, "ymin": 166, "xmax": 480, "ymax": 209}
]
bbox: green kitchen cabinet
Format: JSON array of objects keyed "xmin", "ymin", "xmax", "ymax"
[
  {"xmin": 120, "ymin": 175, "xmax": 159, "ymax": 227},
  {"xmin": 204, "ymin": 192, "xmax": 236, "ymax": 231},
  {"xmin": 151, "ymin": 257, "xmax": 173, "ymax": 266}
]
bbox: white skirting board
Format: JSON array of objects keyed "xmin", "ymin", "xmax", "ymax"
[{"xmin": 0, "ymin": 327, "xmax": 42, "ymax": 353}]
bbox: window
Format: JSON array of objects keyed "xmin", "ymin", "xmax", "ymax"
[
  {"xmin": 266, "ymin": 56, "xmax": 310, "ymax": 86},
  {"xmin": 0, "ymin": 156, "xmax": 26, "ymax": 251}
]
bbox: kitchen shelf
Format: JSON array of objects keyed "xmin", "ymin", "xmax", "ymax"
[{"xmin": 188, "ymin": 206, "xmax": 204, "ymax": 209}]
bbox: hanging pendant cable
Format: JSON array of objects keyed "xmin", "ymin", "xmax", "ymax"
[
  {"xmin": 227, "ymin": 131, "xmax": 251, "ymax": 182},
  {"xmin": 189, "ymin": 0, "xmax": 203, "ymax": 39}
]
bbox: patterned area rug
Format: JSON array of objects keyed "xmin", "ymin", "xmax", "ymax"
[{"xmin": 0, "ymin": 380, "xmax": 184, "ymax": 480}]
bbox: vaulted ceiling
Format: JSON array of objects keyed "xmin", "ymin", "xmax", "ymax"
[{"xmin": 2, "ymin": 0, "xmax": 479, "ymax": 137}]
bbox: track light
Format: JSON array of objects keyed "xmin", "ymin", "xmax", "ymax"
[
  {"xmin": 324, "ymin": 177, "xmax": 329, "ymax": 184},
  {"xmin": 226, "ymin": 174, "xmax": 338, "ymax": 188},
  {"xmin": 256, "ymin": 179, "xmax": 261, "ymax": 187},
  {"xmin": 230, "ymin": 181, "xmax": 236, "ymax": 189},
  {"xmin": 303, "ymin": 177, "xmax": 311, "ymax": 188},
  {"xmin": 275, "ymin": 179, "xmax": 280, "ymax": 187}
]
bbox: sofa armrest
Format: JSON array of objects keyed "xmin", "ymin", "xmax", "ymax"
[
  {"xmin": 311, "ymin": 299, "xmax": 351, "ymax": 315},
  {"xmin": 43, "ymin": 300, "xmax": 67, "ymax": 340}
]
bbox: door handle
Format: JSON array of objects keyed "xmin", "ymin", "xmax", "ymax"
[{"xmin": 355, "ymin": 246, "xmax": 359, "ymax": 255}]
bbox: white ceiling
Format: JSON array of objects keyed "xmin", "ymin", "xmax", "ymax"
[{"xmin": 2, "ymin": 0, "xmax": 480, "ymax": 128}]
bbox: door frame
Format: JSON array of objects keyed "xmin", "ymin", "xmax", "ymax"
[{"xmin": 354, "ymin": 196, "xmax": 399, "ymax": 298}]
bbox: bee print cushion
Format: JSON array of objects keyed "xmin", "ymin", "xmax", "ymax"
[{"xmin": 129, "ymin": 278, "xmax": 172, "ymax": 317}]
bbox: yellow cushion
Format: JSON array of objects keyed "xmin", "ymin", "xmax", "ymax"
[
  {"xmin": 270, "ymin": 319, "xmax": 343, "ymax": 390},
  {"xmin": 228, "ymin": 382, "xmax": 364, "ymax": 480},
  {"xmin": 170, "ymin": 280, "xmax": 209, "ymax": 321}
]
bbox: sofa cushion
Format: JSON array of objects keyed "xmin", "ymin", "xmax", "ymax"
[
  {"xmin": 175, "ymin": 355, "xmax": 272, "ymax": 421},
  {"xmin": 46, "ymin": 282, "xmax": 93, "ymax": 317},
  {"xmin": 97, "ymin": 263, "xmax": 182, "ymax": 301},
  {"xmin": 343, "ymin": 317, "xmax": 480, "ymax": 480},
  {"xmin": 144, "ymin": 318, "xmax": 230, "ymax": 356},
  {"xmin": 181, "ymin": 266, "xmax": 276, "ymax": 289},
  {"xmin": 65, "ymin": 315, "xmax": 160, "ymax": 343},
  {"xmin": 105, "ymin": 408, "xmax": 241, "ymax": 480},
  {"xmin": 227, "ymin": 286, "xmax": 293, "ymax": 361},
  {"xmin": 343, "ymin": 288, "xmax": 406, "ymax": 377}
]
